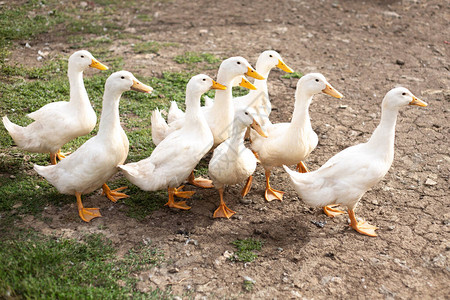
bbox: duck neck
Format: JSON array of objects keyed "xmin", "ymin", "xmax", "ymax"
[
  {"xmin": 97, "ymin": 89, "xmax": 123, "ymax": 137},
  {"xmin": 67, "ymin": 66, "xmax": 89, "ymax": 107},
  {"xmin": 210, "ymin": 71, "xmax": 235, "ymax": 120},
  {"xmin": 289, "ymin": 89, "xmax": 313, "ymax": 131},
  {"xmin": 229, "ymin": 123, "xmax": 247, "ymax": 151},
  {"xmin": 184, "ymin": 90, "xmax": 205, "ymax": 127},
  {"xmin": 252, "ymin": 61, "xmax": 271, "ymax": 96},
  {"xmin": 367, "ymin": 106, "xmax": 398, "ymax": 153}
]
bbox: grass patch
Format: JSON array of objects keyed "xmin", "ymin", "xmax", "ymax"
[
  {"xmin": 231, "ymin": 238, "xmax": 263, "ymax": 263},
  {"xmin": 133, "ymin": 41, "xmax": 178, "ymax": 54},
  {"xmin": 174, "ymin": 51, "xmax": 221, "ymax": 65},
  {"xmin": 282, "ymin": 71, "xmax": 303, "ymax": 79},
  {"xmin": 0, "ymin": 1, "xmax": 65, "ymax": 52},
  {"xmin": 0, "ymin": 232, "xmax": 168, "ymax": 299}
]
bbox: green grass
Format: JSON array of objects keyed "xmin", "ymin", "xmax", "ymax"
[
  {"xmin": 174, "ymin": 51, "xmax": 221, "ymax": 65},
  {"xmin": 0, "ymin": 232, "xmax": 169, "ymax": 299},
  {"xmin": 231, "ymin": 238, "xmax": 263, "ymax": 263},
  {"xmin": 282, "ymin": 71, "xmax": 303, "ymax": 79},
  {"xmin": 0, "ymin": 1, "xmax": 65, "ymax": 52},
  {"xmin": 133, "ymin": 41, "xmax": 178, "ymax": 54}
]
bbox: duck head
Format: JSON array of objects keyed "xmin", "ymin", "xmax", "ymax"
[
  {"xmin": 235, "ymin": 107, "xmax": 268, "ymax": 137},
  {"xmin": 105, "ymin": 71, "xmax": 153, "ymax": 95},
  {"xmin": 187, "ymin": 74, "xmax": 227, "ymax": 97},
  {"xmin": 258, "ymin": 50, "xmax": 294, "ymax": 74},
  {"xmin": 217, "ymin": 56, "xmax": 264, "ymax": 89},
  {"xmin": 297, "ymin": 73, "xmax": 343, "ymax": 99},
  {"xmin": 382, "ymin": 87, "xmax": 427, "ymax": 110},
  {"xmin": 69, "ymin": 50, "xmax": 108, "ymax": 72}
]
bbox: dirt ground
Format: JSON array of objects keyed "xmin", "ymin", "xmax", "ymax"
[{"xmin": 10, "ymin": 0, "xmax": 450, "ymax": 298}]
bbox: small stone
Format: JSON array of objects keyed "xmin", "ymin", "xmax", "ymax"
[
  {"xmin": 199, "ymin": 29, "xmax": 208, "ymax": 35},
  {"xmin": 223, "ymin": 250, "xmax": 233, "ymax": 259},
  {"xmin": 80, "ymin": 1, "xmax": 88, "ymax": 8},
  {"xmin": 240, "ymin": 197, "xmax": 252, "ymax": 204},
  {"xmin": 25, "ymin": 42, "xmax": 31, "ymax": 48},
  {"xmin": 264, "ymin": 18, "xmax": 272, "ymax": 23},
  {"xmin": 9, "ymin": 175, "xmax": 16, "ymax": 179},
  {"xmin": 396, "ymin": 59, "xmax": 405, "ymax": 65},
  {"xmin": 277, "ymin": 247, "xmax": 284, "ymax": 252},
  {"xmin": 311, "ymin": 220, "xmax": 327, "ymax": 228},
  {"xmin": 168, "ymin": 268, "xmax": 179, "ymax": 273},
  {"xmin": 339, "ymin": 104, "xmax": 348, "ymax": 109},
  {"xmin": 425, "ymin": 178, "xmax": 437, "ymax": 186},
  {"xmin": 387, "ymin": 225, "xmax": 395, "ymax": 231},
  {"xmin": 383, "ymin": 11, "xmax": 400, "ymax": 18}
]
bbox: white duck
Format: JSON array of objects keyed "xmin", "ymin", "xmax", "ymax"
[
  {"xmin": 3, "ymin": 50, "xmax": 108, "ymax": 165},
  {"xmin": 151, "ymin": 56, "xmax": 263, "ymax": 188},
  {"xmin": 119, "ymin": 74, "xmax": 226, "ymax": 210},
  {"xmin": 250, "ymin": 73, "xmax": 343, "ymax": 202},
  {"xmin": 34, "ymin": 71, "xmax": 153, "ymax": 222},
  {"xmin": 208, "ymin": 107, "xmax": 267, "ymax": 218},
  {"xmin": 204, "ymin": 50, "xmax": 294, "ymax": 130},
  {"xmin": 283, "ymin": 87, "xmax": 427, "ymax": 237}
]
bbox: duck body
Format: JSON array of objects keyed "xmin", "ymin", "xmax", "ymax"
[
  {"xmin": 120, "ymin": 75, "xmax": 226, "ymax": 210},
  {"xmin": 251, "ymin": 73, "xmax": 343, "ymax": 201},
  {"xmin": 284, "ymin": 87, "xmax": 428, "ymax": 236},
  {"xmin": 3, "ymin": 50, "xmax": 108, "ymax": 164},
  {"xmin": 208, "ymin": 108, "xmax": 267, "ymax": 218},
  {"xmin": 252, "ymin": 120, "xmax": 318, "ymax": 169},
  {"xmin": 121, "ymin": 114, "xmax": 213, "ymax": 191},
  {"xmin": 34, "ymin": 71, "xmax": 153, "ymax": 222},
  {"xmin": 286, "ymin": 141, "xmax": 392, "ymax": 210}
]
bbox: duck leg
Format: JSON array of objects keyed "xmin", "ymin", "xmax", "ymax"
[
  {"xmin": 102, "ymin": 183, "xmax": 129, "ymax": 202},
  {"xmin": 241, "ymin": 176, "xmax": 253, "ymax": 197},
  {"xmin": 188, "ymin": 171, "xmax": 214, "ymax": 189},
  {"xmin": 348, "ymin": 209, "xmax": 378, "ymax": 237},
  {"xmin": 76, "ymin": 192, "xmax": 101, "ymax": 222},
  {"xmin": 323, "ymin": 204, "xmax": 346, "ymax": 217},
  {"xmin": 165, "ymin": 187, "xmax": 192, "ymax": 210},
  {"xmin": 296, "ymin": 161, "xmax": 309, "ymax": 173},
  {"xmin": 50, "ymin": 153, "xmax": 58, "ymax": 165},
  {"xmin": 214, "ymin": 188, "xmax": 236, "ymax": 218},
  {"xmin": 56, "ymin": 149, "xmax": 71, "ymax": 161},
  {"xmin": 264, "ymin": 170, "xmax": 284, "ymax": 202}
]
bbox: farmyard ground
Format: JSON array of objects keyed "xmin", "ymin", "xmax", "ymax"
[{"xmin": 0, "ymin": 0, "xmax": 449, "ymax": 299}]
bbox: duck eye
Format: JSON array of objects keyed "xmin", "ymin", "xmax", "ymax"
[
  {"xmin": 81, "ymin": 55, "xmax": 84, "ymax": 58},
  {"xmin": 237, "ymin": 61, "xmax": 241, "ymax": 65},
  {"xmin": 203, "ymin": 78, "xmax": 206, "ymax": 81},
  {"xmin": 402, "ymin": 92, "xmax": 406, "ymax": 96},
  {"xmin": 121, "ymin": 76, "xmax": 125, "ymax": 79},
  {"xmin": 315, "ymin": 79, "xmax": 319, "ymax": 82},
  {"xmin": 244, "ymin": 112, "xmax": 249, "ymax": 115},
  {"xmin": 269, "ymin": 55, "xmax": 273, "ymax": 57}
]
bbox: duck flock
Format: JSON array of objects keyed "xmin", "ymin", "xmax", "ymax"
[{"xmin": 2, "ymin": 50, "xmax": 427, "ymax": 237}]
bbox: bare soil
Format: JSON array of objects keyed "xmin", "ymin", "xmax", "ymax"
[{"xmin": 11, "ymin": 0, "xmax": 450, "ymax": 299}]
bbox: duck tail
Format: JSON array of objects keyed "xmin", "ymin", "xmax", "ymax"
[
  {"xmin": 204, "ymin": 95, "xmax": 214, "ymax": 107},
  {"xmin": 168, "ymin": 101, "xmax": 184, "ymax": 124},
  {"xmin": 151, "ymin": 108, "xmax": 169, "ymax": 146},
  {"xmin": 2, "ymin": 116, "xmax": 38, "ymax": 150}
]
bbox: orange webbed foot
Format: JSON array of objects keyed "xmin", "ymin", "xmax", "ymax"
[{"xmin": 323, "ymin": 204, "xmax": 346, "ymax": 217}]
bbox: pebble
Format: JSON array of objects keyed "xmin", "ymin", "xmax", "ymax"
[
  {"xmin": 168, "ymin": 268, "xmax": 179, "ymax": 273},
  {"xmin": 396, "ymin": 59, "xmax": 405, "ymax": 65},
  {"xmin": 383, "ymin": 11, "xmax": 400, "ymax": 18},
  {"xmin": 425, "ymin": 178, "xmax": 437, "ymax": 186},
  {"xmin": 311, "ymin": 220, "xmax": 327, "ymax": 228},
  {"xmin": 223, "ymin": 250, "xmax": 233, "ymax": 259}
]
